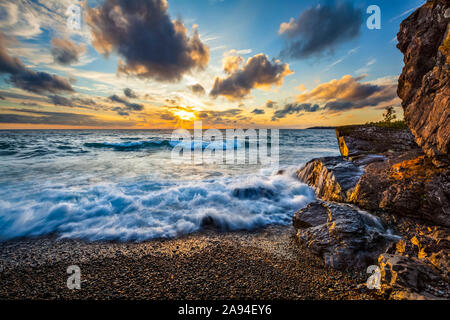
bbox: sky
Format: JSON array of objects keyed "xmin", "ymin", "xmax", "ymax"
[{"xmin": 0, "ymin": 0, "xmax": 425, "ymax": 129}]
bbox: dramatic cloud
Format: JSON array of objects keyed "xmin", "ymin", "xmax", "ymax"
[
  {"xmin": 272, "ymin": 103, "xmax": 320, "ymax": 120},
  {"xmin": 51, "ymin": 38, "xmax": 85, "ymax": 65},
  {"xmin": 0, "ymin": 32, "xmax": 74, "ymax": 94},
  {"xmin": 86, "ymin": 0, "xmax": 210, "ymax": 82},
  {"xmin": 279, "ymin": 1, "xmax": 363, "ymax": 59},
  {"xmin": 123, "ymin": 88, "xmax": 138, "ymax": 98},
  {"xmin": 251, "ymin": 108, "xmax": 265, "ymax": 115},
  {"xmin": 297, "ymin": 75, "xmax": 380, "ymax": 102},
  {"xmin": 296, "ymin": 75, "xmax": 398, "ymax": 112},
  {"xmin": 210, "ymin": 54, "xmax": 292, "ymax": 100},
  {"xmin": 109, "ymin": 94, "xmax": 144, "ymax": 111},
  {"xmin": 188, "ymin": 83, "xmax": 206, "ymax": 95},
  {"xmin": 0, "ymin": 109, "xmax": 135, "ymax": 127}
]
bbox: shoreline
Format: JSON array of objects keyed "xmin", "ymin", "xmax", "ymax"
[{"xmin": 0, "ymin": 225, "xmax": 377, "ymax": 300}]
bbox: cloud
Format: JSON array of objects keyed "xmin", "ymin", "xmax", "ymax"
[
  {"xmin": 251, "ymin": 108, "xmax": 265, "ymax": 115},
  {"xmin": 48, "ymin": 95, "xmax": 99, "ymax": 109},
  {"xmin": 49, "ymin": 95, "xmax": 73, "ymax": 107},
  {"xmin": 0, "ymin": 32, "xmax": 74, "ymax": 94},
  {"xmin": 279, "ymin": 1, "xmax": 363, "ymax": 59},
  {"xmin": 0, "ymin": 109, "xmax": 135, "ymax": 127},
  {"xmin": 86, "ymin": 0, "xmax": 209, "ymax": 82},
  {"xmin": 210, "ymin": 53, "xmax": 292, "ymax": 100},
  {"xmin": 123, "ymin": 88, "xmax": 138, "ymax": 98},
  {"xmin": 51, "ymin": 38, "xmax": 85, "ymax": 65},
  {"xmin": 188, "ymin": 83, "xmax": 206, "ymax": 95},
  {"xmin": 223, "ymin": 55, "xmax": 243, "ymax": 75},
  {"xmin": 196, "ymin": 108, "xmax": 242, "ymax": 120},
  {"xmin": 265, "ymin": 100, "xmax": 278, "ymax": 109},
  {"xmin": 355, "ymin": 58, "xmax": 376, "ymax": 74},
  {"xmin": 297, "ymin": 75, "xmax": 381, "ymax": 103},
  {"xmin": 272, "ymin": 103, "xmax": 320, "ymax": 120},
  {"xmin": 112, "ymin": 107, "xmax": 130, "ymax": 116},
  {"xmin": 108, "ymin": 94, "xmax": 144, "ymax": 111},
  {"xmin": 295, "ymin": 75, "xmax": 398, "ymax": 113}
]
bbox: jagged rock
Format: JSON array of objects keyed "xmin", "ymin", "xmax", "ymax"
[
  {"xmin": 293, "ymin": 201, "xmax": 398, "ymax": 270},
  {"xmin": 296, "ymin": 156, "xmax": 363, "ymax": 202},
  {"xmin": 350, "ymin": 150, "xmax": 450, "ymax": 227},
  {"xmin": 378, "ymin": 254, "xmax": 448, "ymax": 300},
  {"xmin": 397, "ymin": 0, "xmax": 450, "ymax": 167},
  {"xmin": 336, "ymin": 125, "xmax": 418, "ymax": 158}
]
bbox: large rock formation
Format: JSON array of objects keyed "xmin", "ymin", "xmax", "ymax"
[
  {"xmin": 350, "ymin": 149, "xmax": 450, "ymax": 227},
  {"xmin": 397, "ymin": 0, "xmax": 450, "ymax": 167},
  {"xmin": 293, "ymin": 0, "xmax": 450, "ymax": 299},
  {"xmin": 299, "ymin": 126, "xmax": 450, "ymax": 227}
]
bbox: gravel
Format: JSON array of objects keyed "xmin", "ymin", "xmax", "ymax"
[{"xmin": 0, "ymin": 226, "xmax": 378, "ymax": 300}]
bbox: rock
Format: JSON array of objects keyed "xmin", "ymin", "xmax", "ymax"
[
  {"xmin": 302, "ymin": 123, "xmax": 450, "ymax": 227},
  {"xmin": 293, "ymin": 201, "xmax": 398, "ymax": 270},
  {"xmin": 378, "ymin": 254, "xmax": 448, "ymax": 300},
  {"xmin": 336, "ymin": 125, "xmax": 418, "ymax": 158},
  {"xmin": 297, "ymin": 156, "xmax": 363, "ymax": 202},
  {"xmin": 397, "ymin": 0, "xmax": 450, "ymax": 167},
  {"xmin": 292, "ymin": 201, "xmax": 328, "ymax": 229},
  {"xmin": 382, "ymin": 218, "xmax": 450, "ymax": 282},
  {"xmin": 350, "ymin": 150, "xmax": 450, "ymax": 227}
]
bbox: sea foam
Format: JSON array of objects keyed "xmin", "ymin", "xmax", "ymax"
[{"xmin": 0, "ymin": 168, "xmax": 314, "ymax": 241}]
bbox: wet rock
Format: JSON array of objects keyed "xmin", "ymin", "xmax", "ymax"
[
  {"xmin": 397, "ymin": 0, "xmax": 450, "ymax": 167},
  {"xmin": 378, "ymin": 254, "xmax": 448, "ymax": 300},
  {"xmin": 297, "ymin": 157, "xmax": 363, "ymax": 202},
  {"xmin": 293, "ymin": 201, "xmax": 398, "ymax": 270}
]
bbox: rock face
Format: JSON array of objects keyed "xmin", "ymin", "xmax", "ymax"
[
  {"xmin": 307, "ymin": 126, "xmax": 450, "ymax": 227},
  {"xmin": 293, "ymin": 201, "xmax": 398, "ymax": 270},
  {"xmin": 350, "ymin": 150, "xmax": 450, "ymax": 227},
  {"xmin": 397, "ymin": 0, "xmax": 450, "ymax": 167},
  {"xmin": 292, "ymin": 1, "xmax": 450, "ymax": 299},
  {"xmin": 296, "ymin": 157, "xmax": 363, "ymax": 202}
]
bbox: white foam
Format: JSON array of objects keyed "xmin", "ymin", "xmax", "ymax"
[{"xmin": 0, "ymin": 168, "xmax": 314, "ymax": 241}]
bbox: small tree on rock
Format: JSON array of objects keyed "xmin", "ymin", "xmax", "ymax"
[{"xmin": 383, "ymin": 106, "xmax": 397, "ymax": 124}]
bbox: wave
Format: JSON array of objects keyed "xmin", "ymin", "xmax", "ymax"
[
  {"xmin": 84, "ymin": 139, "xmax": 243, "ymax": 151},
  {"xmin": 0, "ymin": 168, "xmax": 314, "ymax": 241},
  {"xmin": 84, "ymin": 140, "xmax": 172, "ymax": 151}
]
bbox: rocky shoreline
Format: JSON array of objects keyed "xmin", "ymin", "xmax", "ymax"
[
  {"xmin": 294, "ymin": 125, "xmax": 449, "ymax": 299},
  {"xmin": 292, "ymin": 0, "xmax": 449, "ymax": 300}
]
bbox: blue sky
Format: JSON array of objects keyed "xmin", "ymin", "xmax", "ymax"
[{"xmin": 0, "ymin": 0, "xmax": 425, "ymax": 128}]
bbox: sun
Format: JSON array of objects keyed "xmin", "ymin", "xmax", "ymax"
[{"xmin": 172, "ymin": 109, "xmax": 196, "ymax": 121}]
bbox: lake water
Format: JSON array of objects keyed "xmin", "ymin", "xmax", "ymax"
[{"xmin": 0, "ymin": 129, "xmax": 339, "ymax": 241}]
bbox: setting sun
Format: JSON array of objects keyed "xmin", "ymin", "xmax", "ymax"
[{"xmin": 172, "ymin": 109, "xmax": 196, "ymax": 121}]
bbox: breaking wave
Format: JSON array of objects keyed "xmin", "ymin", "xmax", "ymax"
[{"xmin": 0, "ymin": 168, "xmax": 314, "ymax": 241}]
